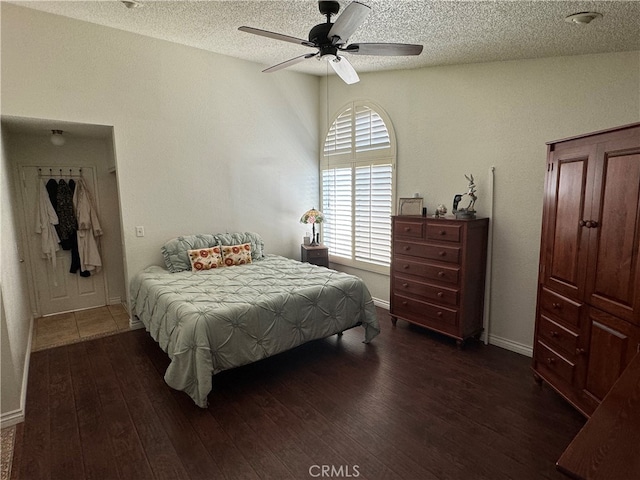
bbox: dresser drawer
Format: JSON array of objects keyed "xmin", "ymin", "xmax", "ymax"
[
  {"xmin": 539, "ymin": 287, "xmax": 583, "ymax": 328},
  {"xmin": 305, "ymin": 249, "xmax": 326, "ymax": 259},
  {"xmin": 394, "ymin": 219, "xmax": 424, "ymax": 239},
  {"xmin": 426, "ymin": 223, "xmax": 462, "ymax": 243},
  {"xmin": 395, "ymin": 241, "xmax": 461, "ymax": 264},
  {"xmin": 393, "ymin": 294, "xmax": 458, "ymax": 330},
  {"xmin": 538, "ymin": 314, "xmax": 579, "ymax": 359},
  {"xmin": 535, "ymin": 341, "xmax": 576, "ymax": 385},
  {"xmin": 393, "ymin": 256, "xmax": 459, "ymax": 285},
  {"xmin": 393, "ymin": 275, "xmax": 459, "ymax": 306}
]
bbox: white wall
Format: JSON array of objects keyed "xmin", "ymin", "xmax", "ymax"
[
  {"xmin": 321, "ymin": 51, "xmax": 640, "ymax": 353},
  {"xmin": 0, "ymin": 3, "xmax": 319, "ymax": 423},
  {"xmin": 1, "ymin": 129, "xmax": 33, "ymax": 426}
]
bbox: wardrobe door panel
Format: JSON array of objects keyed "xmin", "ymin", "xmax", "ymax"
[
  {"xmin": 587, "ymin": 140, "xmax": 640, "ymax": 324},
  {"xmin": 543, "ymin": 147, "xmax": 594, "ymax": 299}
]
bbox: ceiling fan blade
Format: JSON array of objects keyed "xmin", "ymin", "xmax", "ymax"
[
  {"xmin": 263, "ymin": 53, "xmax": 317, "ymax": 73},
  {"xmin": 238, "ymin": 26, "xmax": 315, "ymax": 48},
  {"xmin": 328, "ymin": 1, "xmax": 371, "ymax": 46},
  {"xmin": 329, "ymin": 56, "xmax": 359, "ymax": 85},
  {"xmin": 344, "ymin": 43, "xmax": 424, "ymax": 56}
]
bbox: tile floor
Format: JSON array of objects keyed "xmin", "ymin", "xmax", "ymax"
[{"xmin": 32, "ymin": 303, "xmax": 131, "ymax": 352}]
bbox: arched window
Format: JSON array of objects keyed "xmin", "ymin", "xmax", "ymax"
[{"xmin": 321, "ymin": 101, "xmax": 396, "ymax": 272}]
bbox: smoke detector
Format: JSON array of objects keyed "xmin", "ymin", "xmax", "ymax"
[{"xmin": 565, "ymin": 12, "xmax": 602, "ymax": 25}]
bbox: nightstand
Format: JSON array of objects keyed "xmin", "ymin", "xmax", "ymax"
[{"xmin": 301, "ymin": 244, "xmax": 329, "ymax": 268}]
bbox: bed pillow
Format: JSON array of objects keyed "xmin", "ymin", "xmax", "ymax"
[
  {"xmin": 214, "ymin": 232, "xmax": 264, "ymax": 261},
  {"xmin": 161, "ymin": 234, "xmax": 217, "ymax": 273},
  {"xmin": 221, "ymin": 243, "xmax": 252, "ymax": 266},
  {"xmin": 187, "ymin": 246, "xmax": 223, "ymax": 271}
]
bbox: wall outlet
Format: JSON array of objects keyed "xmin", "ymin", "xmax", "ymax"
[{"xmin": 135, "ymin": 226, "xmax": 145, "ymax": 237}]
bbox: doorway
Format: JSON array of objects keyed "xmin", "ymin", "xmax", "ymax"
[{"xmin": 4, "ymin": 118, "xmax": 126, "ymax": 326}]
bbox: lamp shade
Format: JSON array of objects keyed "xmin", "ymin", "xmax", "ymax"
[{"xmin": 300, "ymin": 208, "xmax": 324, "ymax": 225}]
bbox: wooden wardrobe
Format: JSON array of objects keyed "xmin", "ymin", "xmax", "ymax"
[{"xmin": 533, "ymin": 123, "xmax": 640, "ymax": 417}]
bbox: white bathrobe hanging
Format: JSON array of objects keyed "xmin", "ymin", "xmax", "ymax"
[
  {"xmin": 73, "ymin": 178, "xmax": 103, "ymax": 272},
  {"xmin": 35, "ymin": 179, "xmax": 61, "ymax": 268}
]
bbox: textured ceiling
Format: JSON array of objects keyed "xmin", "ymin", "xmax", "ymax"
[{"xmin": 7, "ymin": 0, "xmax": 640, "ymax": 77}]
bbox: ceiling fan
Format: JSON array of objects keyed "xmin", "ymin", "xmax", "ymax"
[{"xmin": 238, "ymin": 1, "xmax": 423, "ymax": 85}]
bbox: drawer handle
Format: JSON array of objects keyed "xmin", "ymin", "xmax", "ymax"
[
  {"xmin": 550, "ymin": 331, "xmax": 558, "ymax": 338},
  {"xmin": 436, "ymin": 311, "xmax": 443, "ymax": 317},
  {"xmin": 402, "ymin": 301, "xmax": 408, "ymax": 306},
  {"xmin": 402, "ymin": 283, "xmax": 409, "ymax": 288},
  {"xmin": 547, "ymin": 357, "xmax": 555, "ymax": 365},
  {"xmin": 403, "ymin": 264, "xmax": 410, "ymax": 269},
  {"xmin": 439, "ymin": 230, "xmax": 446, "ymax": 236},
  {"xmin": 404, "ymin": 246, "xmax": 411, "ymax": 251},
  {"xmin": 404, "ymin": 227, "xmax": 411, "ymax": 232},
  {"xmin": 438, "ymin": 251, "xmax": 446, "ymax": 257},
  {"xmin": 437, "ymin": 292, "xmax": 444, "ymax": 298},
  {"xmin": 437, "ymin": 271, "xmax": 445, "ymax": 277},
  {"xmin": 552, "ymin": 303, "xmax": 561, "ymax": 310},
  {"xmin": 576, "ymin": 348, "xmax": 586, "ymax": 355}
]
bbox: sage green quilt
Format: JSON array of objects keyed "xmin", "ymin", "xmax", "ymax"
[{"xmin": 130, "ymin": 254, "xmax": 379, "ymax": 407}]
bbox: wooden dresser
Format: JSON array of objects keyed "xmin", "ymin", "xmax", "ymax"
[
  {"xmin": 533, "ymin": 123, "xmax": 640, "ymax": 417},
  {"xmin": 390, "ymin": 215, "xmax": 489, "ymax": 346}
]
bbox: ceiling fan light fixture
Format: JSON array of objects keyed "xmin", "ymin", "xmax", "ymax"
[
  {"xmin": 564, "ymin": 12, "xmax": 602, "ymax": 25},
  {"xmin": 50, "ymin": 130, "xmax": 65, "ymax": 146}
]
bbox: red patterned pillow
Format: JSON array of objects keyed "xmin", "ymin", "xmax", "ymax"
[
  {"xmin": 222, "ymin": 243, "xmax": 252, "ymax": 266},
  {"xmin": 187, "ymin": 246, "xmax": 223, "ymax": 271}
]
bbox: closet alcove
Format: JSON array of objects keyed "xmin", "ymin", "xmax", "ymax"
[{"xmin": 1, "ymin": 116, "xmax": 126, "ymax": 319}]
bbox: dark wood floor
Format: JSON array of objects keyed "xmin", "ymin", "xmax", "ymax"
[{"xmin": 11, "ymin": 307, "xmax": 585, "ymax": 480}]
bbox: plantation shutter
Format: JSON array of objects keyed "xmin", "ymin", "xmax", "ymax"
[{"xmin": 321, "ymin": 101, "xmax": 396, "ymax": 271}]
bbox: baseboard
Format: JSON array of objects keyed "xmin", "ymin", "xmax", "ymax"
[
  {"xmin": 488, "ymin": 334, "xmax": 533, "ymax": 357},
  {"xmin": 372, "ymin": 297, "xmax": 389, "ymax": 310},
  {"xmin": 129, "ymin": 316, "xmax": 145, "ymax": 330},
  {"xmin": 1, "ymin": 408, "xmax": 24, "ymax": 429},
  {"xmin": 1, "ymin": 315, "xmax": 33, "ymax": 428},
  {"xmin": 108, "ymin": 296, "xmax": 122, "ymax": 306}
]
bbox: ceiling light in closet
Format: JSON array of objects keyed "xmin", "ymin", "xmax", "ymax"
[
  {"xmin": 564, "ymin": 12, "xmax": 602, "ymax": 25},
  {"xmin": 50, "ymin": 130, "xmax": 65, "ymax": 146},
  {"xmin": 121, "ymin": 1, "xmax": 143, "ymax": 8}
]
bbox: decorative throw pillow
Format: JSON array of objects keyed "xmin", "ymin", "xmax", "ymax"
[
  {"xmin": 222, "ymin": 243, "xmax": 252, "ymax": 266},
  {"xmin": 187, "ymin": 246, "xmax": 223, "ymax": 272}
]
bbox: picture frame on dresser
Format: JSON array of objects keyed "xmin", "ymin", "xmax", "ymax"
[{"xmin": 398, "ymin": 197, "xmax": 423, "ymax": 215}]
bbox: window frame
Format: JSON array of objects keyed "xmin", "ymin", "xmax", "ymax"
[{"xmin": 320, "ymin": 100, "xmax": 396, "ymax": 275}]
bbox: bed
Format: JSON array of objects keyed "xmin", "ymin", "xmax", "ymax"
[{"xmin": 129, "ymin": 232, "xmax": 379, "ymax": 407}]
